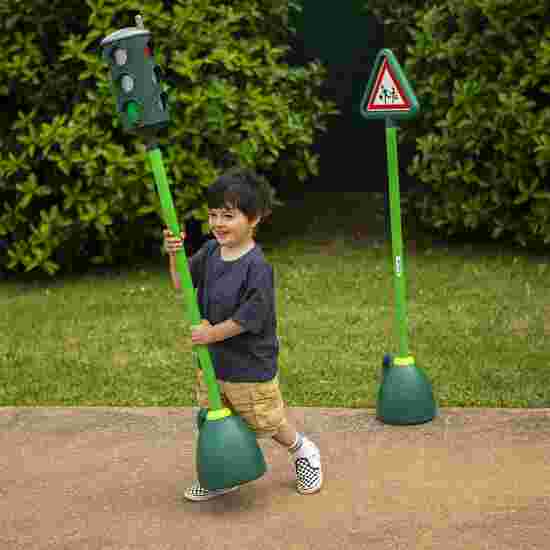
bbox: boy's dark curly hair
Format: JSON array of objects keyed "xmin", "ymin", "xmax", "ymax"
[{"xmin": 206, "ymin": 167, "xmax": 283, "ymax": 235}]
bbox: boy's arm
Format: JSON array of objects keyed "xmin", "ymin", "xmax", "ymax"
[
  {"xmin": 168, "ymin": 245, "xmax": 202, "ymax": 290},
  {"xmin": 209, "ymin": 319, "xmax": 245, "ymax": 343},
  {"xmin": 169, "ymin": 253, "xmax": 180, "ymax": 289}
]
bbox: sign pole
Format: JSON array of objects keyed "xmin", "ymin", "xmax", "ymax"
[
  {"xmin": 385, "ymin": 117, "xmax": 409, "ymax": 358},
  {"xmin": 361, "ymin": 49, "xmax": 437, "ymax": 425}
]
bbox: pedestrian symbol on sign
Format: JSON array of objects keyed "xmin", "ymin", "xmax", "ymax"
[{"xmin": 378, "ymin": 84, "xmax": 400, "ymax": 105}]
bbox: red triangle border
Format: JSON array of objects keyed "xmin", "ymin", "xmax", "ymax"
[{"xmin": 367, "ymin": 58, "xmax": 412, "ymax": 111}]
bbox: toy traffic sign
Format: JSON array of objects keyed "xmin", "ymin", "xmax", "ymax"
[
  {"xmin": 360, "ymin": 49, "xmax": 419, "ymax": 121},
  {"xmin": 359, "ymin": 49, "xmax": 436, "ymax": 425},
  {"xmin": 368, "ymin": 58, "xmax": 410, "ymax": 111}
]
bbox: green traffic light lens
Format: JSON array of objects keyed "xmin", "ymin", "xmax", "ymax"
[{"xmin": 126, "ymin": 101, "xmax": 140, "ymax": 125}]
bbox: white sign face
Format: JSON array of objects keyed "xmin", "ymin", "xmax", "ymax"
[{"xmin": 367, "ymin": 58, "xmax": 411, "ymax": 112}]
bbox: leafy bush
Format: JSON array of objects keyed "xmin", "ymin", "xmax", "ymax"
[
  {"xmin": 364, "ymin": 0, "xmax": 550, "ymax": 248},
  {"xmin": 0, "ymin": 0, "xmax": 340, "ymax": 276}
]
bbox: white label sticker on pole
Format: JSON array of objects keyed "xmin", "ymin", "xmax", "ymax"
[{"xmin": 395, "ymin": 255, "xmax": 401, "ymax": 277}]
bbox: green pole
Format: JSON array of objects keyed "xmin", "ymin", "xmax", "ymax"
[
  {"xmin": 149, "ymin": 142, "xmax": 267, "ymax": 488},
  {"xmin": 146, "ymin": 143, "xmax": 223, "ymax": 412},
  {"xmin": 385, "ymin": 118, "xmax": 409, "ymax": 359}
]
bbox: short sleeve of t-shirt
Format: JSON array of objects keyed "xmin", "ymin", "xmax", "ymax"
[{"xmin": 231, "ymin": 264, "xmax": 273, "ymax": 335}]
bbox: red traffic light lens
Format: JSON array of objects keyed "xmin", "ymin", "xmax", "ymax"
[{"xmin": 144, "ymin": 46, "xmax": 152, "ymax": 57}]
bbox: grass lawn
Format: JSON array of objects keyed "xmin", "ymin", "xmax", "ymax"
[{"xmin": 2, "ymin": 191, "xmax": 550, "ymax": 408}]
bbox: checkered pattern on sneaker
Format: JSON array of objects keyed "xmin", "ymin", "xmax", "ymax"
[
  {"xmin": 183, "ymin": 481, "xmax": 240, "ymax": 501},
  {"xmin": 293, "ymin": 438, "xmax": 323, "ymax": 494}
]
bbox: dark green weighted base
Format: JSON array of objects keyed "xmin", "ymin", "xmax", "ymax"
[
  {"xmin": 196, "ymin": 408, "xmax": 208, "ymax": 431},
  {"xmin": 378, "ymin": 354, "xmax": 437, "ymax": 425},
  {"xmin": 197, "ymin": 410, "xmax": 267, "ymax": 490}
]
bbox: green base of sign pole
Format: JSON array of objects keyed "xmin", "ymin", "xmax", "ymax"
[
  {"xmin": 197, "ymin": 413, "xmax": 267, "ymax": 490},
  {"xmin": 378, "ymin": 354, "xmax": 437, "ymax": 425}
]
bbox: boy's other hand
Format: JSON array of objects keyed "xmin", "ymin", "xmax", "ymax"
[
  {"xmin": 164, "ymin": 227, "xmax": 186, "ymax": 255},
  {"xmin": 191, "ymin": 320, "xmax": 213, "ymax": 345}
]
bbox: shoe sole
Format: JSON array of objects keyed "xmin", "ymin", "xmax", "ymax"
[
  {"xmin": 297, "ymin": 470, "xmax": 323, "ymax": 495},
  {"xmin": 184, "ymin": 486, "xmax": 240, "ymax": 502},
  {"xmin": 293, "ymin": 444, "xmax": 323, "ymax": 495}
]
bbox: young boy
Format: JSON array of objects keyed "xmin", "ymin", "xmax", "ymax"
[{"xmin": 164, "ymin": 167, "xmax": 323, "ymax": 501}]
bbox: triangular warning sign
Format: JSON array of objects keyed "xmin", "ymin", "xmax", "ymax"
[
  {"xmin": 368, "ymin": 58, "xmax": 410, "ymax": 111},
  {"xmin": 360, "ymin": 49, "xmax": 419, "ymax": 121}
]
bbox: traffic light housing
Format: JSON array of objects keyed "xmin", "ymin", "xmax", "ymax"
[{"xmin": 100, "ymin": 22, "xmax": 170, "ymax": 134}]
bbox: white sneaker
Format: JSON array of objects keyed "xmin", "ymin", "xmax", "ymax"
[
  {"xmin": 292, "ymin": 438, "xmax": 323, "ymax": 494},
  {"xmin": 183, "ymin": 481, "xmax": 240, "ymax": 501}
]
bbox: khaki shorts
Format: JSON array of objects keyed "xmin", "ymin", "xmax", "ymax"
[{"xmin": 195, "ymin": 369, "xmax": 288, "ymax": 439}]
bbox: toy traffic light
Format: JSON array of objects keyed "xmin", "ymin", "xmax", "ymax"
[
  {"xmin": 100, "ymin": 15, "xmax": 169, "ymax": 134},
  {"xmin": 99, "ymin": 15, "xmax": 267, "ymax": 490}
]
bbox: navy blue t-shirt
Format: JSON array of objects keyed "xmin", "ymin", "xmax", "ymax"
[{"xmin": 189, "ymin": 238, "xmax": 279, "ymax": 383}]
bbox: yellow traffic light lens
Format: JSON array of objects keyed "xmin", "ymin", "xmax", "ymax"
[
  {"xmin": 113, "ymin": 48, "xmax": 128, "ymax": 66},
  {"xmin": 121, "ymin": 75, "xmax": 134, "ymax": 93}
]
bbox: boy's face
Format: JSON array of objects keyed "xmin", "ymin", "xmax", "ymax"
[{"xmin": 208, "ymin": 206, "xmax": 260, "ymax": 247}]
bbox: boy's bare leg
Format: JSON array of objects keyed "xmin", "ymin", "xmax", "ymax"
[{"xmin": 272, "ymin": 422, "xmax": 300, "ymax": 449}]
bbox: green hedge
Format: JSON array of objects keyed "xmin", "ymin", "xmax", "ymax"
[
  {"xmin": 364, "ymin": 0, "xmax": 550, "ymax": 249},
  {"xmin": 0, "ymin": 0, "xmax": 340, "ymax": 276}
]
